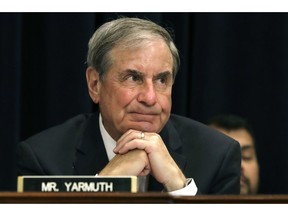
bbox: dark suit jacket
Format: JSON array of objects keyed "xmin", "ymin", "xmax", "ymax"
[{"xmin": 17, "ymin": 112, "xmax": 241, "ymax": 194}]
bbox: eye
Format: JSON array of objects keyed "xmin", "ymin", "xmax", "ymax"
[
  {"xmin": 241, "ymin": 150, "xmax": 255, "ymax": 161},
  {"xmin": 242, "ymin": 156, "xmax": 254, "ymax": 161},
  {"xmin": 127, "ymin": 73, "xmax": 141, "ymax": 82},
  {"xmin": 159, "ymin": 75, "xmax": 168, "ymax": 84},
  {"xmin": 155, "ymin": 72, "xmax": 172, "ymax": 86},
  {"xmin": 120, "ymin": 70, "xmax": 143, "ymax": 85}
]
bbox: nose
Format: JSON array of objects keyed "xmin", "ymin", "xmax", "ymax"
[{"xmin": 137, "ymin": 80, "xmax": 157, "ymax": 106}]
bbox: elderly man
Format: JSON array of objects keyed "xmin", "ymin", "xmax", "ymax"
[{"xmin": 17, "ymin": 17, "xmax": 241, "ymax": 195}]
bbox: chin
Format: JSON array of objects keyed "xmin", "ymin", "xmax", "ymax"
[
  {"xmin": 240, "ymin": 186, "xmax": 249, "ymax": 195},
  {"xmin": 126, "ymin": 122, "xmax": 160, "ymax": 133}
]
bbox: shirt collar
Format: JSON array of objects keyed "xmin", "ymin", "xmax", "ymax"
[{"xmin": 99, "ymin": 114, "xmax": 116, "ymax": 161}]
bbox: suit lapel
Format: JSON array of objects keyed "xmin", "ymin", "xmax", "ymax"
[
  {"xmin": 160, "ymin": 119, "xmax": 187, "ymax": 170},
  {"xmin": 73, "ymin": 112, "xmax": 109, "ymax": 175}
]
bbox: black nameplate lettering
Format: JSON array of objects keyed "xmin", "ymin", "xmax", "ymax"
[{"xmin": 17, "ymin": 176, "xmax": 138, "ymax": 192}]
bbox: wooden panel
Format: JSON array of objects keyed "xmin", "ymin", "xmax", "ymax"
[{"xmin": 1, "ymin": 192, "xmax": 288, "ymax": 203}]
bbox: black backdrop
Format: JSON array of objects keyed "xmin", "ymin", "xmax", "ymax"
[{"xmin": 1, "ymin": 12, "xmax": 288, "ymax": 194}]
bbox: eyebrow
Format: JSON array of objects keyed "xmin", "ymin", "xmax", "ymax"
[
  {"xmin": 125, "ymin": 69, "xmax": 172, "ymax": 77},
  {"xmin": 241, "ymin": 145, "xmax": 254, "ymax": 151},
  {"xmin": 125, "ymin": 69, "xmax": 141, "ymax": 75},
  {"xmin": 155, "ymin": 71, "xmax": 172, "ymax": 77}
]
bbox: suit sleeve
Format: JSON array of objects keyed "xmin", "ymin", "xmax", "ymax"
[
  {"xmin": 17, "ymin": 141, "xmax": 46, "ymax": 176},
  {"xmin": 210, "ymin": 139, "xmax": 241, "ymax": 194}
]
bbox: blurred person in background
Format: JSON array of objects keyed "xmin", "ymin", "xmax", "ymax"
[{"xmin": 207, "ymin": 114, "xmax": 259, "ymax": 195}]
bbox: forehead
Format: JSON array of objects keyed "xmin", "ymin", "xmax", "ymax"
[
  {"xmin": 115, "ymin": 34, "xmax": 167, "ymax": 49},
  {"xmin": 110, "ymin": 39, "xmax": 173, "ymax": 69},
  {"xmin": 113, "ymin": 38, "xmax": 171, "ymax": 55}
]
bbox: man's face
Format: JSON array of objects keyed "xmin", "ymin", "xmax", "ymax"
[
  {"xmin": 218, "ymin": 128, "xmax": 260, "ymax": 195},
  {"xmin": 93, "ymin": 39, "xmax": 174, "ymax": 140}
]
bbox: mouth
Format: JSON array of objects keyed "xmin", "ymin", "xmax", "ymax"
[
  {"xmin": 240, "ymin": 175, "xmax": 249, "ymax": 187},
  {"xmin": 129, "ymin": 112, "xmax": 159, "ymax": 121}
]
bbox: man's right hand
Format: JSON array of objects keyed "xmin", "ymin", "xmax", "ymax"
[{"xmin": 98, "ymin": 149, "xmax": 151, "ymax": 176}]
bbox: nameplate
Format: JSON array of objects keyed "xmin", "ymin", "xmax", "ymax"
[{"xmin": 17, "ymin": 176, "xmax": 138, "ymax": 193}]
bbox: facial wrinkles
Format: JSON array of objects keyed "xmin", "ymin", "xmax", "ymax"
[
  {"xmin": 118, "ymin": 42, "xmax": 171, "ymax": 108},
  {"xmin": 99, "ymin": 39, "xmax": 173, "ymax": 138},
  {"xmin": 124, "ymin": 72, "xmax": 170, "ymax": 125}
]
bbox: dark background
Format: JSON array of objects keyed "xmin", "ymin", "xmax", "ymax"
[{"xmin": 1, "ymin": 12, "xmax": 288, "ymax": 194}]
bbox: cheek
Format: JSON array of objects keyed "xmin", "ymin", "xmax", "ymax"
[
  {"xmin": 159, "ymin": 94, "xmax": 172, "ymax": 112},
  {"xmin": 118, "ymin": 89, "xmax": 136, "ymax": 105},
  {"xmin": 100, "ymin": 83, "xmax": 133, "ymax": 104},
  {"xmin": 243, "ymin": 161, "xmax": 259, "ymax": 175}
]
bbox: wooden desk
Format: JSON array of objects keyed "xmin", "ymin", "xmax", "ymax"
[{"xmin": 1, "ymin": 192, "xmax": 288, "ymax": 203}]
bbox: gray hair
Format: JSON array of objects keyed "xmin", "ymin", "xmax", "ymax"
[{"xmin": 86, "ymin": 17, "xmax": 180, "ymax": 81}]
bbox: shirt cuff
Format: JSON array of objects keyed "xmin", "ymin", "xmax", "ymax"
[{"xmin": 167, "ymin": 178, "xmax": 197, "ymax": 196}]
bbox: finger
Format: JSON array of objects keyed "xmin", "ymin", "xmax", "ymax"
[
  {"xmin": 114, "ymin": 138, "xmax": 147, "ymax": 154},
  {"xmin": 100, "ymin": 149, "xmax": 151, "ymax": 176},
  {"xmin": 115, "ymin": 130, "xmax": 144, "ymax": 150},
  {"xmin": 117, "ymin": 129, "xmax": 135, "ymax": 143},
  {"xmin": 116, "ymin": 129, "xmax": 142, "ymax": 146}
]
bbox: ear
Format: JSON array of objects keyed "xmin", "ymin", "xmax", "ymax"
[{"xmin": 86, "ymin": 66, "xmax": 101, "ymax": 104}]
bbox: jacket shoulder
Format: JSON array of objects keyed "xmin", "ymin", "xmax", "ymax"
[{"xmin": 21, "ymin": 113, "xmax": 93, "ymax": 149}]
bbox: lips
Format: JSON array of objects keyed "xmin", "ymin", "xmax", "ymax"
[
  {"xmin": 240, "ymin": 175, "xmax": 249, "ymax": 186},
  {"xmin": 129, "ymin": 112, "xmax": 158, "ymax": 121}
]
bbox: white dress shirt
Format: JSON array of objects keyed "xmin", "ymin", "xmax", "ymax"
[{"xmin": 98, "ymin": 114, "xmax": 197, "ymax": 196}]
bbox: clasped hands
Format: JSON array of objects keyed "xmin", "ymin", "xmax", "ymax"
[{"xmin": 98, "ymin": 129, "xmax": 186, "ymax": 192}]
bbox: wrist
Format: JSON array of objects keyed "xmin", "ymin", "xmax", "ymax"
[{"xmin": 164, "ymin": 176, "xmax": 187, "ymax": 192}]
